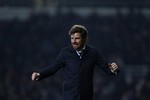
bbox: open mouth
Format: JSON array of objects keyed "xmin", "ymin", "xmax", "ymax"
[
  {"xmin": 72, "ymin": 44, "xmax": 79, "ymax": 48},
  {"xmin": 73, "ymin": 44, "xmax": 78, "ymax": 47}
]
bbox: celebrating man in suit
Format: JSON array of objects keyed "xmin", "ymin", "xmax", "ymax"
[{"xmin": 31, "ymin": 25, "xmax": 118, "ymax": 100}]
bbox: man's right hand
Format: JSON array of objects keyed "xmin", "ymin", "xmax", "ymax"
[{"xmin": 31, "ymin": 72, "xmax": 40, "ymax": 81}]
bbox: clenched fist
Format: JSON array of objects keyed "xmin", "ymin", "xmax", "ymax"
[
  {"xmin": 31, "ymin": 72, "xmax": 40, "ymax": 81},
  {"xmin": 109, "ymin": 62, "xmax": 118, "ymax": 74}
]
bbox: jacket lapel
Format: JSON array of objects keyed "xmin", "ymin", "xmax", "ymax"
[
  {"xmin": 81, "ymin": 46, "xmax": 90, "ymax": 60},
  {"xmin": 69, "ymin": 46, "xmax": 80, "ymax": 59}
]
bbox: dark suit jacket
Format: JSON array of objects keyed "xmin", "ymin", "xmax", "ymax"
[{"xmin": 38, "ymin": 45, "xmax": 115, "ymax": 100}]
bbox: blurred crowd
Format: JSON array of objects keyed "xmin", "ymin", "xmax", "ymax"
[
  {"xmin": 0, "ymin": 10, "xmax": 150, "ymax": 100},
  {"xmin": 1, "ymin": 0, "xmax": 150, "ymax": 7}
]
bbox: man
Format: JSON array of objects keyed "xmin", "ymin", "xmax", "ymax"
[{"xmin": 31, "ymin": 25, "xmax": 118, "ymax": 100}]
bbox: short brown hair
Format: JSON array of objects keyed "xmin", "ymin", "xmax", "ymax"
[{"xmin": 69, "ymin": 25, "xmax": 88, "ymax": 39}]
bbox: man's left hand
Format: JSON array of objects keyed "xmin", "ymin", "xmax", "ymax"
[{"xmin": 109, "ymin": 62, "xmax": 118, "ymax": 74}]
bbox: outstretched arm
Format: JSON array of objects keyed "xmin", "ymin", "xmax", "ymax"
[
  {"xmin": 96, "ymin": 50, "xmax": 119, "ymax": 75},
  {"xmin": 31, "ymin": 48, "xmax": 65, "ymax": 81}
]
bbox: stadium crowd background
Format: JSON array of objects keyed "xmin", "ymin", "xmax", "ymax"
[{"xmin": 0, "ymin": 0, "xmax": 150, "ymax": 100}]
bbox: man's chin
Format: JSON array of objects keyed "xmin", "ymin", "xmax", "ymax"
[
  {"xmin": 73, "ymin": 47, "xmax": 78, "ymax": 50},
  {"xmin": 72, "ymin": 45, "xmax": 79, "ymax": 50}
]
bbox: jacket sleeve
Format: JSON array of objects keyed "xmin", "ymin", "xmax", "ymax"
[
  {"xmin": 38, "ymin": 49, "xmax": 65, "ymax": 80},
  {"xmin": 95, "ymin": 50, "xmax": 115, "ymax": 75}
]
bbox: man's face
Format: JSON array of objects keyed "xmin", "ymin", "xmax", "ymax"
[{"xmin": 71, "ymin": 33, "xmax": 86, "ymax": 50}]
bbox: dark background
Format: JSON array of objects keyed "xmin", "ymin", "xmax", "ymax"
[{"xmin": 0, "ymin": 0, "xmax": 150, "ymax": 100}]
